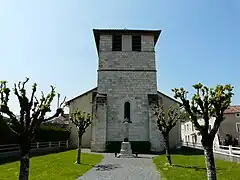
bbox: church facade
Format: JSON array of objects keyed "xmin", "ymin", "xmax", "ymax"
[{"xmin": 66, "ymin": 29, "xmax": 181, "ymax": 153}]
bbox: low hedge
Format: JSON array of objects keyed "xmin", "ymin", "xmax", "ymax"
[
  {"xmin": 0, "ymin": 120, "xmax": 70, "ymax": 144},
  {"xmin": 106, "ymin": 141, "xmax": 151, "ymax": 154},
  {"xmin": 34, "ymin": 124, "xmax": 70, "ymax": 142}
]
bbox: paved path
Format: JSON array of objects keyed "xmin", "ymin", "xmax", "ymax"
[{"xmin": 77, "ymin": 150, "xmax": 161, "ymax": 180}]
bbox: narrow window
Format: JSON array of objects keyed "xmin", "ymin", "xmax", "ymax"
[
  {"xmin": 124, "ymin": 102, "xmax": 130, "ymax": 121},
  {"xmin": 132, "ymin": 35, "xmax": 141, "ymax": 51},
  {"xmin": 236, "ymin": 123, "xmax": 240, "ymax": 132},
  {"xmin": 112, "ymin": 35, "xmax": 122, "ymax": 51}
]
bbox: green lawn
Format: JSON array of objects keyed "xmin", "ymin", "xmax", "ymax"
[
  {"xmin": 153, "ymin": 154, "xmax": 240, "ymax": 180},
  {"xmin": 0, "ymin": 150, "xmax": 103, "ymax": 180}
]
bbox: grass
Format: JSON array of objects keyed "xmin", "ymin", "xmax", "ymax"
[
  {"xmin": 0, "ymin": 150, "xmax": 103, "ymax": 180},
  {"xmin": 153, "ymin": 154, "xmax": 240, "ymax": 180}
]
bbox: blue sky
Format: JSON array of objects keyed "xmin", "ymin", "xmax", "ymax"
[{"xmin": 0, "ymin": 0, "xmax": 240, "ymax": 115}]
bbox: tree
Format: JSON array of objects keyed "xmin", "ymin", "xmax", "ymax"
[
  {"xmin": 154, "ymin": 105, "xmax": 184, "ymax": 165},
  {"xmin": 69, "ymin": 109, "xmax": 92, "ymax": 164},
  {"xmin": 172, "ymin": 83, "xmax": 233, "ymax": 180},
  {"xmin": 0, "ymin": 78, "xmax": 66, "ymax": 180}
]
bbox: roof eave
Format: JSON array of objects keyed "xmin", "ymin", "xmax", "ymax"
[
  {"xmin": 66, "ymin": 87, "xmax": 97, "ymax": 105},
  {"xmin": 93, "ymin": 29, "xmax": 162, "ymax": 52},
  {"xmin": 157, "ymin": 91, "xmax": 182, "ymax": 105}
]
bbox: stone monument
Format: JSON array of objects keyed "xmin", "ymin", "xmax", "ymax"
[{"xmin": 117, "ymin": 118, "xmax": 135, "ymax": 158}]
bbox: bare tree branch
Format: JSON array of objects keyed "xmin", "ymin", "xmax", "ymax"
[{"xmin": 173, "ymin": 83, "xmax": 233, "ymax": 143}]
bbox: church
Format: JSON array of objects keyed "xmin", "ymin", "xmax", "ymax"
[{"xmin": 66, "ymin": 29, "xmax": 181, "ymax": 153}]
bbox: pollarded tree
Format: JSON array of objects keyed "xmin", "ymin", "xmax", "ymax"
[
  {"xmin": 154, "ymin": 105, "xmax": 185, "ymax": 165},
  {"xmin": 172, "ymin": 83, "xmax": 233, "ymax": 180},
  {"xmin": 69, "ymin": 110, "xmax": 92, "ymax": 164},
  {"xmin": 0, "ymin": 78, "xmax": 66, "ymax": 180}
]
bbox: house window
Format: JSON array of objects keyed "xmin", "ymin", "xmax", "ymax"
[
  {"xmin": 236, "ymin": 123, "xmax": 240, "ymax": 132},
  {"xmin": 112, "ymin": 35, "xmax": 122, "ymax": 51},
  {"xmin": 124, "ymin": 102, "xmax": 131, "ymax": 121},
  {"xmin": 192, "ymin": 136, "xmax": 195, "ymax": 143},
  {"xmin": 132, "ymin": 35, "xmax": 141, "ymax": 51}
]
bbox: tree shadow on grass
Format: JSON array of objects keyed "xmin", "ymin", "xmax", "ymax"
[
  {"xmin": 172, "ymin": 164, "xmax": 225, "ymax": 171},
  {"xmin": 94, "ymin": 164, "xmax": 121, "ymax": 171},
  {"xmin": 0, "ymin": 148, "xmax": 71, "ymax": 165},
  {"xmin": 135, "ymin": 156, "xmax": 152, "ymax": 159},
  {"xmin": 172, "ymin": 147, "xmax": 204, "ymax": 156}
]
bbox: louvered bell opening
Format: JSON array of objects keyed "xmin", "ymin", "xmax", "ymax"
[
  {"xmin": 112, "ymin": 35, "xmax": 122, "ymax": 51},
  {"xmin": 132, "ymin": 35, "xmax": 141, "ymax": 52}
]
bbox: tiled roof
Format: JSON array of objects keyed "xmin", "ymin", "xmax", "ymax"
[
  {"xmin": 49, "ymin": 114, "xmax": 69, "ymax": 125},
  {"xmin": 224, "ymin": 106, "xmax": 240, "ymax": 114}
]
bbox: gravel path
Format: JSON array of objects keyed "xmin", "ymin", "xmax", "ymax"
[{"xmin": 77, "ymin": 150, "xmax": 161, "ymax": 180}]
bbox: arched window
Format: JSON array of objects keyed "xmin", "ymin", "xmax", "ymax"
[{"xmin": 124, "ymin": 102, "xmax": 130, "ymax": 121}]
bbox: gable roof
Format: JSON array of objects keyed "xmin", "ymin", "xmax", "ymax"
[
  {"xmin": 224, "ymin": 106, "xmax": 240, "ymax": 114},
  {"xmin": 48, "ymin": 114, "xmax": 69, "ymax": 125},
  {"xmin": 66, "ymin": 87, "xmax": 97, "ymax": 105},
  {"xmin": 66, "ymin": 87, "xmax": 180, "ymax": 105},
  {"xmin": 157, "ymin": 91, "xmax": 181, "ymax": 105}
]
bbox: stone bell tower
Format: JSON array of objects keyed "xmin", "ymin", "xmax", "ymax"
[{"xmin": 91, "ymin": 29, "xmax": 161, "ymax": 152}]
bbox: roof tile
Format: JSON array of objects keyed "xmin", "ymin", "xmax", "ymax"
[{"xmin": 224, "ymin": 106, "xmax": 240, "ymax": 114}]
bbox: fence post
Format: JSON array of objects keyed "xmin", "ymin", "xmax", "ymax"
[
  {"xmin": 229, "ymin": 145, "xmax": 233, "ymax": 162},
  {"xmin": 229, "ymin": 145, "xmax": 233, "ymax": 155},
  {"xmin": 66, "ymin": 140, "xmax": 69, "ymax": 148},
  {"xmin": 58, "ymin": 141, "xmax": 61, "ymax": 147},
  {"xmin": 37, "ymin": 142, "xmax": 39, "ymax": 149},
  {"xmin": 49, "ymin": 141, "xmax": 51, "ymax": 148}
]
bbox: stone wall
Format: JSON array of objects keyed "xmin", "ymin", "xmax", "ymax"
[
  {"xmin": 98, "ymin": 71, "xmax": 157, "ymax": 142},
  {"xmin": 99, "ymin": 52, "xmax": 156, "ymax": 70},
  {"xmin": 91, "ymin": 97, "xmax": 107, "ymax": 152},
  {"xmin": 97, "ymin": 34, "xmax": 158, "ymax": 143},
  {"xmin": 148, "ymin": 103, "xmax": 164, "ymax": 152},
  {"xmin": 98, "ymin": 35, "xmax": 156, "ymax": 70}
]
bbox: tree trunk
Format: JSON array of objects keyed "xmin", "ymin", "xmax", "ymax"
[
  {"xmin": 19, "ymin": 140, "xmax": 30, "ymax": 180},
  {"xmin": 202, "ymin": 135, "xmax": 217, "ymax": 180},
  {"xmin": 76, "ymin": 134, "xmax": 82, "ymax": 164},
  {"xmin": 163, "ymin": 134, "xmax": 172, "ymax": 165},
  {"xmin": 204, "ymin": 147, "xmax": 217, "ymax": 180}
]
